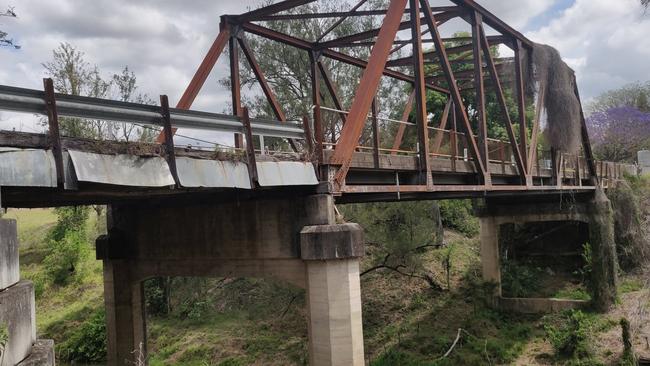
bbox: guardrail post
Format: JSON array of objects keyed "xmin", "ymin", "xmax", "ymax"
[
  {"xmin": 241, "ymin": 107, "xmax": 258, "ymax": 187},
  {"xmin": 160, "ymin": 95, "xmax": 180, "ymax": 187},
  {"xmin": 43, "ymin": 78, "xmax": 65, "ymax": 189}
]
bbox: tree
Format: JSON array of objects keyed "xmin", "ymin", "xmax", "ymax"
[
  {"xmin": 42, "ymin": 43, "xmax": 154, "ymax": 141},
  {"xmin": 586, "ymin": 106, "xmax": 650, "ymax": 162},
  {"xmin": 587, "ymin": 82, "xmax": 650, "ymax": 114},
  {"xmin": 219, "ymin": 1, "xmax": 404, "ymax": 151},
  {"xmin": 643, "ymin": 0, "xmax": 649, "ymax": 9},
  {"xmin": 0, "ymin": 6, "xmax": 19, "ymax": 49}
]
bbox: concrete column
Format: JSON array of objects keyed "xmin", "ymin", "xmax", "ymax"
[
  {"xmin": 103, "ymin": 260, "xmax": 147, "ymax": 366},
  {"xmin": 479, "ymin": 216, "xmax": 501, "ymax": 296},
  {"xmin": 301, "ymin": 223, "xmax": 365, "ymax": 366}
]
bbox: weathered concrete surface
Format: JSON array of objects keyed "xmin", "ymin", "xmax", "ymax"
[
  {"xmin": 16, "ymin": 340, "xmax": 55, "ymax": 366},
  {"xmin": 587, "ymin": 188, "xmax": 618, "ymax": 312},
  {"xmin": 103, "ymin": 260, "xmax": 146, "ymax": 366},
  {"xmin": 0, "ymin": 219, "xmax": 19, "ymax": 290},
  {"xmin": 306, "ymin": 259, "xmax": 364, "ymax": 366},
  {"xmin": 0, "ymin": 281, "xmax": 36, "ymax": 366},
  {"xmin": 477, "ymin": 196, "xmax": 615, "ymax": 313},
  {"xmin": 498, "ymin": 297, "xmax": 589, "ymax": 314},
  {"xmin": 300, "ymin": 223, "xmax": 364, "ymax": 260}
]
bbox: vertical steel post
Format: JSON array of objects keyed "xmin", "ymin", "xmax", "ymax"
[
  {"xmin": 371, "ymin": 98, "xmax": 380, "ymax": 169},
  {"xmin": 229, "ymin": 34, "xmax": 244, "ymax": 148},
  {"xmin": 43, "ymin": 78, "xmax": 64, "ymax": 189},
  {"xmin": 409, "ymin": 0, "xmax": 433, "ymax": 187},
  {"xmin": 241, "ymin": 107, "xmax": 258, "ymax": 186},
  {"xmin": 310, "ymin": 52, "xmax": 324, "ymax": 169},
  {"xmin": 472, "ymin": 12, "xmax": 488, "ymax": 171},
  {"xmin": 514, "ymin": 40, "xmax": 528, "ymax": 172},
  {"xmin": 160, "ymin": 95, "xmax": 180, "ymax": 187}
]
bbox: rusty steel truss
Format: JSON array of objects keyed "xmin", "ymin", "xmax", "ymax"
[{"xmin": 165, "ymin": 0, "xmax": 600, "ymax": 197}]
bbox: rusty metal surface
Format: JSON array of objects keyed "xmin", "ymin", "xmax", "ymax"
[
  {"xmin": 175, "ymin": 157, "xmax": 251, "ymax": 189},
  {"xmin": 68, "ymin": 150, "xmax": 175, "ymax": 187},
  {"xmin": 256, "ymin": 161, "xmax": 318, "ymax": 187},
  {"xmin": 0, "ymin": 147, "xmax": 57, "ymax": 187}
]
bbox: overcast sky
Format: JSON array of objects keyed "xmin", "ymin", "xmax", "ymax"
[{"xmin": 0, "ymin": 0, "xmax": 648, "ymax": 142}]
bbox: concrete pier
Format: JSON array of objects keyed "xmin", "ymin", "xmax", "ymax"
[{"xmin": 98, "ymin": 195, "xmax": 366, "ymax": 366}]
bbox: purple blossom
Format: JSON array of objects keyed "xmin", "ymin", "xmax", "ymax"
[{"xmin": 586, "ymin": 106, "xmax": 650, "ymax": 161}]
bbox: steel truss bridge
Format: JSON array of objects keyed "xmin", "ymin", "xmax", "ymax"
[{"xmin": 0, "ymin": 0, "xmax": 636, "ymax": 207}]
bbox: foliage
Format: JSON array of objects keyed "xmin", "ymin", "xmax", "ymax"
[
  {"xmin": 57, "ymin": 308, "xmax": 107, "ymax": 363},
  {"xmin": 544, "ymin": 310, "xmax": 600, "ymax": 362},
  {"xmin": 587, "ymin": 81, "xmax": 650, "ymax": 114},
  {"xmin": 43, "ymin": 229, "xmax": 90, "ymax": 285},
  {"xmin": 608, "ymin": 176, "xmax": 649, "ymax": 270},
  {"xmin": 0, "ymin": 6, "xmax": 19, "ymax": 49},
  {"xmin": 500, "ymin": 261, "xmax": 543, "ymax": 298},
  {"xmin": 49, "ymin": 206, "xmax": 89, "ymax": 242},
  {"xmin": 438, "ymin": 200, "xmax": 479, "ymax": 237},
  {"xmin": 342, "ymin": 201, "xmax": 443, "ymax": 275},
  {"xmin": 145, "ymin": 277, "xmax": 172, "ymax": 317},
  {"xmin": 587, "ymin": 106, "xmax": 650, "ymax": 162},
  {"xmin": 42, "ymin": 43, "xmax": 154, "ymax": 141},
  {"xmin": 0, "ymin": 322, "xmax": 8, "ymax": 362}
]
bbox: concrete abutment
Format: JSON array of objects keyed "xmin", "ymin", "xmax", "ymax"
[
  {"xmin": 98, "ymin": 195, "xmax": 365, "ymax": 366},
  {"xmin": 0, "ymin": 218, "xmax": 54, "ymax": 366},
  {"xmin": 477, "ymin": 191, "xmax": 618, "ymax": 313}
]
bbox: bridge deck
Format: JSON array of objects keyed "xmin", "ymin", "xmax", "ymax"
[{"xmin": 0, "ymin": 130, "xmax": 634, "ymax": 208}]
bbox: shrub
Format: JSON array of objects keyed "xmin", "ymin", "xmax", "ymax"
[
  {"xmin": 544, "ymin": 310, "xmax": 600, "ymax": 362},
  {"xmin": 145, "ymin": 277, "xmax": 171, "ymax": 316},
  {"xmin": 58, "ymin": 308, "xmax": 107, "ymax": 363},
  {"xmin": 43, "ymin": 229, "xmax": 89, "ymax": 285},
  {"xmin": 50, "ymin": 207, "xmax": 89, "ymax": 242},
  {"xmin": 608, "ymin": 177, "xmax": 649, "ymax": 270},
  {"xmin": 439, "ymin": 200, "xmax": 479, "ymax": 237},
  {"xmin": 500, "ymin": 261, "xmax": 543, "ymax": 298}
]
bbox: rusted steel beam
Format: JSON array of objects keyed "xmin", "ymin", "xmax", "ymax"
[
  {"xmin": 310, "ymin": 52, "xmax": 324, "ymax": 166},
  {"xmin": 317, "ymin": 61, "xmax": 347, "ymax": 125},
  {"xmin": 236, "ymin": 0, "xmax": 317, "ymax": 22},
  {"xmin": 240, "ymin": 22, "xmax": 450, "ymax": 94},
  {"xmin": 330, "ymin": 0, "xmax": 408, "ymax": 189},
  {"xmin": 527, "ymin": 83, "xmax": 545, "ymax": 175},
  {"xmin": 514, "ymin": 40, "xmax": 528, "ymax": 173},
  {"xmin": 447, "ymin": 0, "xmax": 533, "ymax": 49},
  {"xmin": 390, "ymin": 91, "xmax": 415, "ymax": 154},
  {"xmin": 241, "ymin": 107, "xmax": 258, "ymax": 186},
  {"xmin": 410, "ymin": 0, "xmax": 433, "ymax": 188},
  {"xmin": 229, "ymin": 36, "xmax": 244, "ymax": 148},
  {"xmin": 420, "ymin": 0, "xmax": 487, "ymax": 183},
  {"xmin": 259, "ymin": 6, "xmax": 460, "ymax": 20},
  {"xmin": 472, "ymin": 12, "xmax": 488, "ymax": 171},
  {"xmin": 43, "ymin": 78, "xmax": 64, "ymax": 188},
  {"xmin": 160, "ymin": 95, "xmax": 180, "ymax": 186},
  {"xmin": 479, "ymin": 25, "xmax": 527, "ymax": 183},
  {"xmin": 316, "ymin": 0, "xmax": 369, "ymax": 42},
  {"xmin": 317, "ymin": 10, "xmax": 460, "ymax": 49},
  {"xmin": 432, "ymin": 98, "xmax": 452, "ymax": 153},
  {"xmin": 385, "ymin": 35, "xmax": 509, "ymax": 67},
  {"xmin": 568, "ymin": 76, "xmax": 597, "ymax": 183},
  {"xmin": 239, "ymin": 36, "xmax": 299, "ymax": 152},
  {"xmin": 371, "ymin": 98, "xmax": 380, "ymax": 169}
]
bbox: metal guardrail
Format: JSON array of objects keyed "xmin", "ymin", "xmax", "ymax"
[{"xmin": 0, "ymin": 85, "xmax": 305, "ymax": 139}]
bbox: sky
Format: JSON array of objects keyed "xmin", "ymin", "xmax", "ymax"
[{"xmin": 0, "ymin": 0, "xmax": 648, "ymax": 143}]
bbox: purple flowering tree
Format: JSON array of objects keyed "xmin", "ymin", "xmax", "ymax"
[{"xmin": 587, "ymin": 106, "xmax": 650, "ymax": 162}]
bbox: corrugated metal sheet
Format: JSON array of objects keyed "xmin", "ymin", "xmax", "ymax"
[
  {"xmin": 0, "ymin": 148, "xmax": 57, "ymax": 187},
  {"xmin": 68, "ymin": 150, "xmax": 175, "ymax": 187},
  {"xmin": 176, "ymin": 157, "xmax": 251, "ymax": 189},
  {"xmin": 256, "ymin": 161, "xmax": 318, "ymax": 187}
]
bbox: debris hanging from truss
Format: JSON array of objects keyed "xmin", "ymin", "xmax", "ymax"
[{"xmin": 526, "ymin": 43, "xmax": 582, "ymax": 154}]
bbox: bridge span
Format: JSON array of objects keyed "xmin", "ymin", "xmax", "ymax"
[{"xmin": 0, "ymin": 0, "xmax": 634, "ymax": 365}]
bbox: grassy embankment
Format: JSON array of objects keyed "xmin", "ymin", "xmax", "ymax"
[{"xmin": 5, "ymin": 198, "xmax": 649, "ymax": 365}]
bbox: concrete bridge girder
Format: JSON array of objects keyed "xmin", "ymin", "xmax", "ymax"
[{"xmin": 97, "ymin": 194, "xmax": 365, "ymax": 366}]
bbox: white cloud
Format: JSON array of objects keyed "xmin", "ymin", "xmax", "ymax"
[{"xmin": 526, "ymin": 0, "xmax": 650, "ymax": 100}]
